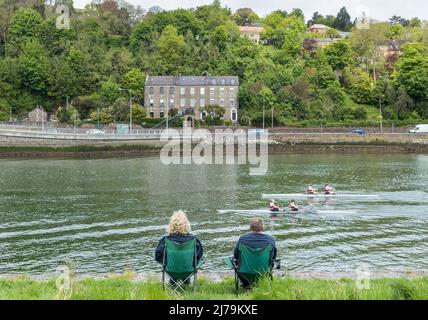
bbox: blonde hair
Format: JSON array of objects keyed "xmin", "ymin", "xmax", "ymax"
[{"xmin": 167, "ymin": 210, "xmax": 191, "ymax": 235}]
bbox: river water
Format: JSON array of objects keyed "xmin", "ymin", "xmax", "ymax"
[{"xmin": 0, "ymin": 154, "xmax": 427, "ymax": 275}]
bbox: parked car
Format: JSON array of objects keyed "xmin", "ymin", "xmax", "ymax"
[
  {"xmin": 86, "ymin": 129, "xmax": 105, "ymax": 135},
  {"xmin": 351, "ymin": 129, "xmax": 367, "ymax": 135},
  {"xmin": 409, "ymin": 124, "xmax": 428, "ymax": 133}
]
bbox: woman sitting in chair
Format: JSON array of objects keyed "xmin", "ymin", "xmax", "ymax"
[{"xmin": 155, "ymin": 210, "xmax": 204, "ymax": 284}]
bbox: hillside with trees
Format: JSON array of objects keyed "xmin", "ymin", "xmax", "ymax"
[{"xmin": 0, "ymin": 0, "xmax": 428, "ymax": 127}]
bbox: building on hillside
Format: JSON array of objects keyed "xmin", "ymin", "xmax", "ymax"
[
  {"xmin": 307, "ymin": 24, "xmax": 330, "ymax": 34},
  {"xmin": 144, "ymin": 75, "xmax": 239, "ymax": 126},
  {"xmin": 338, "ymin": 31, "xmax": 352, "ymax": 38},
  {"xmin": 303, "ymin": 38, "xmax": 340, "ymax": 52},
  {"xmin": 27, "ymin": 106, "xmax": 48, "ymax": 123},
  {"xmin": 376, "ymin": 40, "xmax": 409, "ymax": 58},
  {"xmin": 238, "ymin": 23, "xmax": 264, "ymax": 44}
]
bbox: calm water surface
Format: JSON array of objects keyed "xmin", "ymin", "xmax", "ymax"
[{"xmin": 0, "ymin": 154, "xmax": 427, "ymax": 275}]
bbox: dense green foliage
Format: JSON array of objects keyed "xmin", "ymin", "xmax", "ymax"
[
  {"xmin": 0, "ymin": 275, "xmax": 427, "ymax": 300},
  {"xmin": 0, "ymin": 0, "xmax": 427, "ymax": 126}
]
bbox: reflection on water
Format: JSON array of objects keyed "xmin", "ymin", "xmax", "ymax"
[{"xmin": 0, "ymin": 154, "xmax": 427, "ymax": 275}]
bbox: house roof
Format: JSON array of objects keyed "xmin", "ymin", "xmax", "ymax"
[
  {"xmin": 146, "ymin": 76, "xmax": 239, "ymax": 86},
  {"xmin": 239, "ymin": 25, "xmax": 264, "ymax": 33},
  {"xmin": 308, "ymin": 24, "xmax": 330, "ymax": 30}
]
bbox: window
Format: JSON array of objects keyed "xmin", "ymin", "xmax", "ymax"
[
  {"xmin": 160, "ymin": 111, "xmax": 165, "ymax": 118},
  {"xmin": 190, "ymin": 87, "xmax": 195, "ymax": 95},
  {"xmin": 200, "ymin": 98, "xmax": 205, "ymax": 107},
  {"xmin": 210, "ymin": 98, "xmax": 215, "ymax": 105},
  {"xmin": 150, "ymin": 111, "xmax": 154, "ymax": 118},
  {"xmin": 229, "ymin": 87, "xmax": 235, "ymax": 95},
  {"xmin": 230, "ymin": 99, "xmax": 234, "ymax": 107},
  {"xmin": 160, "ymin": 99, "xmax": 164, "ymax": 108},
  {"xmin": 180, "ymin": 98, "xmax": 185, "ymax": 107},
  {"xmin": 169, "ymin": 98, "xmax": 174, "ymax": 107},
  {"xmin": 231, "ymin": 109, "xmax": 237, "ymax": 122},
  {"xmin": 149, "ymin": 98, "xmax": 154, "ymax": 107},
  {"xmin": 210, "ymin": 87, "xmax": 215, "ymax": 96},
  {"xmin": 201, "ymin": 111, "xmax": 206, "ymax": 120},
  {"xmin": 220, "ymin": 87, "xmax": 225, "ymax": 96},
  {"xmin": 190, "ymin": 98, "xmax": 196, "ymax": 107},
  {"xmin": 200, "ymin": 87, "xmax": 205, "ymax": 96},
  {"xmin": 160, "ymin": 87, "xmax": 164, "ymax": 95},
  {"xmin": 180, "ymin": 87, "xmax": 185, "ymax": 95},
  {"xmin": 149, "ymin": 87, "xmax": 154, "ymax": 94},
  {"xmin": 169, "ymin": 87, "xmax": 174, "ymax": 95},
  {"xmin": 220, "ymin": 99, "xmax": 224, "ymax": 106}
]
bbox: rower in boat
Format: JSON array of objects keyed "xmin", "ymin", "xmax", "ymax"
[
  {"xmin": 289, "ymin": 200, "xmax": 300, "ymax": 212},
  {"xmin": 269, "ymin": 199, "xmax": 282, "ymax": 212},
  {"xmin": 307, "ymin": 184, "xmax": 317, "ymax": 195},
  {"xmin": 323, "ymin": 184, "xmax": 336, "ymax": 195}
]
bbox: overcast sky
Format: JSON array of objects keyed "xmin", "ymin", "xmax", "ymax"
[{"xmin": 72, "ymin": 0, "xmax": 428, "ymax": 21}]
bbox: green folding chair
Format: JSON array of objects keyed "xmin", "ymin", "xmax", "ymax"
[
  {"xmin": 161, "ymin": 238, "xmax": 205, "ymax": 293},
  {"xmin": 223, "ymin": 243, "xmax": 281, "ymax": 293}
]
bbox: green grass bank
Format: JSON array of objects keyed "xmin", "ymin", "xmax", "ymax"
[{"xmin": 1, "ymin": 275, "xmax": 427, "ymax": 300}]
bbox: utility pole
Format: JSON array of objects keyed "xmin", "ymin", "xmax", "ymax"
[
  {"xmin": 129, "ymin": 92, "xmax": 133, "ymax": 134},
  {"xmin": 379, "ymin": 97, "xmax": 383, "ymax": 134},
  {"xmin": 262, "ymin": 99, "xmax": 265, "ymax": 130},
  {"xmin": 271, "ymin": 106, "xmax": 274, "ymax": 129}
]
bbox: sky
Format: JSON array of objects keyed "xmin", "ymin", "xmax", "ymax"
[{"xmin": 72, "ymin": 0, "xmax": 428, "ymax": 21}]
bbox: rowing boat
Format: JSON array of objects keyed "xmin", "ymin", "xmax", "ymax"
[
  {"xmin": 262, "ymin": 193, "xmax": 380, "ymax": 199},
  {"xmin": 217, "ymin": 209, "xmax": 358, "ymax": 215}
]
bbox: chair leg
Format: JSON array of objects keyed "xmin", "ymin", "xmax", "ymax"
[
  {"xmin": 235, "ymin": 272, "xmax": 239, "ymax": 294},
  {"xmin": 162, "ymin": 271, "xmax": 165, "ymax": 291},
  {"xmin": 193, "ymin": 273, "xmax": 197, "ymax": 293}
]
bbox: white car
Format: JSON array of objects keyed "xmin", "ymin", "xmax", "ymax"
[
  {"xmin": 409, "ymin": 124, "xmax": 428, "ymax": 133},
  {"xmin": 86, "ymin": 129, "xmax": 105, "ymax": 135}
]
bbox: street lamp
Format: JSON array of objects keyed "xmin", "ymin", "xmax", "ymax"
[
  {"xmin": 119, "ymin": 88, "xmax": 133, "ymax": 134},
  {"xmin": 97, "ymin": 108, "xmax": 100, "ymax": 129}
]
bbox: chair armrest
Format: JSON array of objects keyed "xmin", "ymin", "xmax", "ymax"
[
  {"xmin": 197, "ymin": 253, "xmax": 207, "ymax": 269},
  {"xmin": 274, "ymin": 259, "xmax": 281, "ymax": 270},
  {"xmin": 222, "ymin": 256, "xmax": 237, "ymax": 269}
]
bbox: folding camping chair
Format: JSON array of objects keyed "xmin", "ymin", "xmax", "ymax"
[
  {"xmin": 223, "ymin": 243, "xmax": 281, "ymax": 293},
  {"xmin": 161, "ymin": 238, "xmax": 205, "ymax": 293}
]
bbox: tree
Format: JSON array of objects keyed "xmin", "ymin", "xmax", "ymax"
[
  {"xmin": 154, "ymin": 25, "xmax": 187, "ymax": 75},
  {"xmin": 395, "ymin": 43, "xmax": 428, "ymax": 102},
  {"xmin": 349, "ymin": 72, "xmax": 374, "ymax": 104},
  {"xmin": 389, "ymin": 15, "xmax": 409, "ymax": 26},
  {"xmin": 202, "ymin": 104, "xmax": 225, "ymax": 125},
  {"xmin": 333, "ymin": 7, "xmax": 352, "ymax": 31},
  {"xmin": 17, "ymin": 39, "xmax": 51, "ymax": 93},
  {"xmin": 393, "ymin": 87, "xmax": 414, "ymax": 119},
  {"xmin": 51, "ymin": 47, "xmax": 88, "ymax": 102},
  {"xmin": 100, "ymin": 78, "xmax": 121, "ymax": 105},
  {"xmin": 122, "ymin": 68, "xmax": 145, "ymax": 97},
  {"xmin": 233, "ymin": 8, "xmax": 258, "ymax": 26},
  {"xmin": 7, "ymin": 8, "xmax": 44, "ymax": 56},
  {"xmin": 324, "ymin": 40, "xmax": 352, "ymax": 72},
  {"xmin": 131, "ymin": 103, "xmax": 146, "ymax": 124},
  {"xmin": 289, "ymin": 8, "xmax": 304, "ymax": 20}
]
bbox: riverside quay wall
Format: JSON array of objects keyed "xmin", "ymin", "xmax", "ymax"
[{"xmin": 0, "ymin": 131, "xmax": 428, "ymax": 156}]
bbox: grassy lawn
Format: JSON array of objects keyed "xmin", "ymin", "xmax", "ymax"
[{"xmin": 0, "ymin": 274, "xmax": 427, "ymax": 300}]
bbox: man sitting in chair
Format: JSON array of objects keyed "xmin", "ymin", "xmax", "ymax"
[
  {"xmin": 233, "ymin": 217, "xmax": 277, "ymax": 289},
  {"xmin": 155, "ymin": 210, "xmax": 204, "ymax": 285}
]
